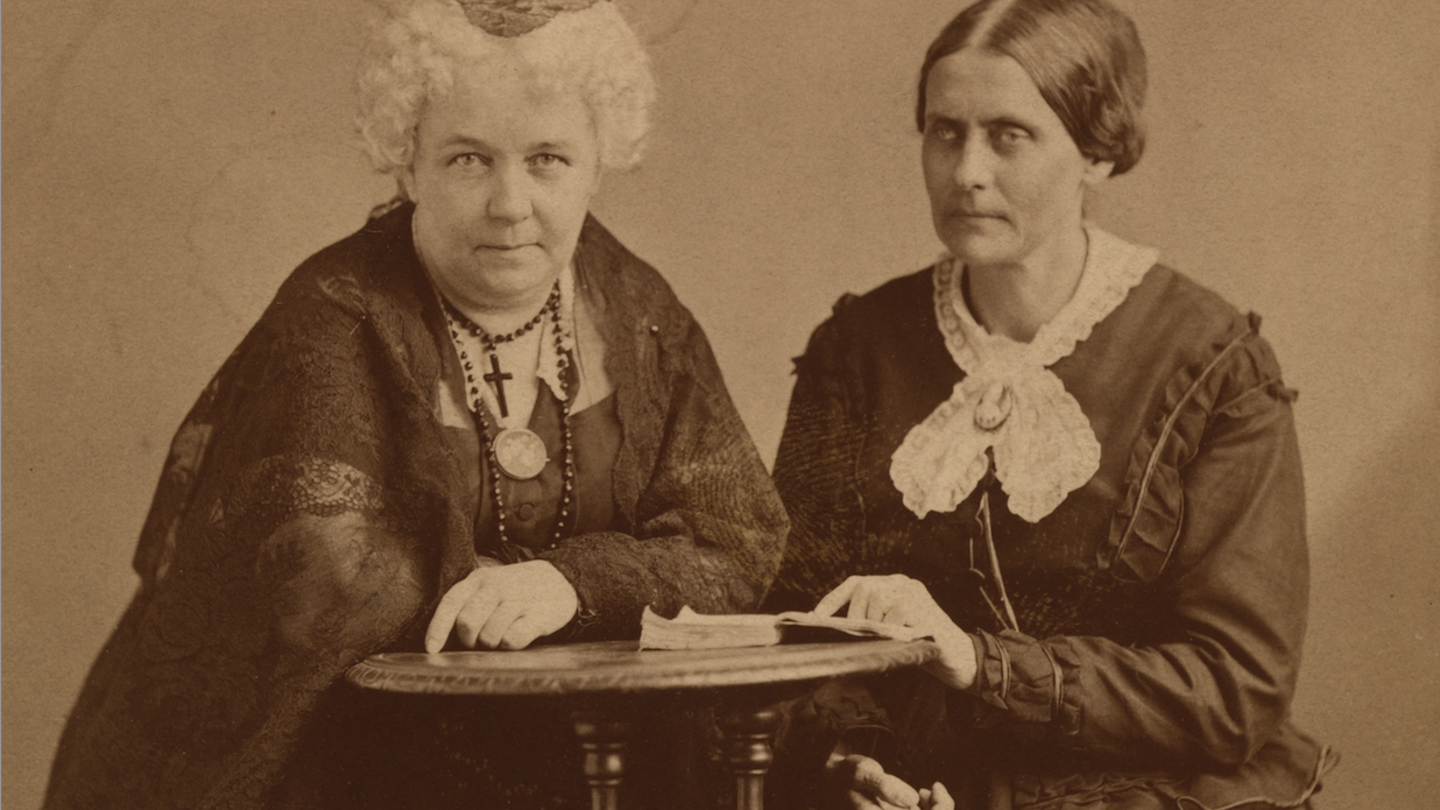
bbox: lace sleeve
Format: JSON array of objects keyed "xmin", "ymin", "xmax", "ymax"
[{"xmin": 539, "ymin": 287, "xmax": 789, "ymax": 639}]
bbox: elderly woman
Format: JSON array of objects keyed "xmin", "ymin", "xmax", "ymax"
[
  {"xmin": 44, "ymin": 1, "xmax": 785, "ymax": 807},
  {"xmin": 766, "ymin": 2, "xmax": 1337, "ymax": 809}
]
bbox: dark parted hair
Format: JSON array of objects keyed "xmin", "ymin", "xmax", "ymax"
[{"xmin": 916, "ymin": 0, "xmax": 1148, "ymax": 176}]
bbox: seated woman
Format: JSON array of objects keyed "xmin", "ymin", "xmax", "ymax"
[
  {"xmin": 43, "ymin": 1, "xmax": 786, "ymax": 808},
  {"xmin": 766, "ymin": 1, "xmax": 1337, "ymax": 808}
]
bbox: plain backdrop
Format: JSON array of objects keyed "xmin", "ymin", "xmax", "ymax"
[{"xmin": 3, "ymin": 1, "xmax": 1437, "ymax": 807}]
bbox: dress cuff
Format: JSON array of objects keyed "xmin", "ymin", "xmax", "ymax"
[
  {"xmin": 548, "ymin": 604, "xmax": 600, "ymax": 643},
  {"xmin": 965, "ymin": 630, "xmax": 1081, "ymax": 739},
  {"xmin": 539, "ymin": 544, "xmax": 634, "ymax": 639}
]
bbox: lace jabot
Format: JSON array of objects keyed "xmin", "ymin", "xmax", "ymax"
[{"xmin": 889, "ymin": 226, "xmax": 1160, "ymax": 522}]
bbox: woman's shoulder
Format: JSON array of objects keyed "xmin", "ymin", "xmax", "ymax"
[
  {"xmin": 832, "ymin": 266, "xmax": 935, "ymax": 323},
  {"xmin": 1129, "ymin": 264, "xmax": 1246, "ymax": 332},
  {"xmin": 228, "ymin": 203, "xmax": 439, "ymax": 384},
  {"xmin": 278, "ymin": 202, "xmax": 420, "ymax": 310},
  {"xmin": 231, "ymin": 202, "xmax": 427, "ymax": 348},
  {"xmin": 1112, "ymin": 263, "xmax": 1287, "ymax": 382},
  {"xmin": 802, "ymin": 266, "xmax": 937, "ymax": 350},
  {"xmin": 1097, "ymin": 262, "xmax": 1296, "ymax": 443},
  {"xmin": 782, "ymin": 266, "xmax": 951, "ymax": 392},
  {"xmin": 573, "ymin": 214, "xmax": 695, "ymax": 328}
]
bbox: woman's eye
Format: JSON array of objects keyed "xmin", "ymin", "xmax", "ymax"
[
  {"xmin": 450, "ymin": 153, "xmax": 486, "ymax": 169},
  {"xmin": 992, "ymin": 128, "xmax": 1028, "ymax": 150},
  {"xmin": 927, "ymin": 123, "xmax": 959, "ymax": 142}
]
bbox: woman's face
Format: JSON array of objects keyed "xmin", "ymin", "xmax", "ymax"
[
  {"xmin": 404, "ymin": 65, "xmax": 601, "ymax": 310},
  {"xmin": 921, "ymin": 49, "xmax": 1112, "ymax": 271}
]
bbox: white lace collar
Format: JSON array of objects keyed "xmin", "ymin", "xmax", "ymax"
[{"xmin": 889, "ymin": 225, "xmax": 1159, "ymax": 522}]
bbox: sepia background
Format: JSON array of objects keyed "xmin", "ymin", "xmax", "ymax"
[{"xmin": 4, "ymin": 1, "xmax": 1437, "ymax": 807}]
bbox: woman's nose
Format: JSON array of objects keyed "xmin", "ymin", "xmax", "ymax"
[
  {"xmin": 486, "ymin": 169, "xmax": 533, "ymax": 223},
  {"xmin": 953, "ymin": 139, "xmax": 993, "ymax": 189}
]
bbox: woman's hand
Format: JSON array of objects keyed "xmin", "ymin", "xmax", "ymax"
[
  {"xmin": 425, "ymin": 560, "xmax": 578, "ymax": 653},
  {"xmin": 827, "ymin": 754, "xmax": 954, "ymax": 810},
  {"xmin": 814, "ymin": 575, "xmax": 978, "ymax": 690}
]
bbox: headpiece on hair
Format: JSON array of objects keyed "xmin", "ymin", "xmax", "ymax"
[{"xmin": 457, "ymin": 0, "xmax": 605, "ymax": 37}]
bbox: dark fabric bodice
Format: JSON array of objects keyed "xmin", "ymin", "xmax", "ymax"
[
  {"xmin": 826, "ymin": 269, "xmax": 1180, "ymax": 644},
  {"xmin": 768, "ymin": 261, "xmax": 1335, "ymax": 809},
  {"xmin": 478, "ymin": 389, "xmax": 621, "ymax": 552},
  {"xmin": 772, "ymin": 265, "xmax": 1244, "ymax": 638},
  {"xmin": 437, "ymin": 346, "xmax": 622, "ymax": 557}
]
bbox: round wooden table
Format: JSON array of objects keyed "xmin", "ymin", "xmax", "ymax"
[{"xmin": 348, "ymin": 639, "xmax": 938, "ymax": 810}]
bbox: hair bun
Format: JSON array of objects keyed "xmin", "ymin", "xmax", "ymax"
[{"xmin": 456, "ymin": 0, "xmax": 605, "ymax": 37}]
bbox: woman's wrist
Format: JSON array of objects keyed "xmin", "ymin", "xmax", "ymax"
[{"xmin": 924, "ymin": 625, "xmax": 979, "ymax": 690}]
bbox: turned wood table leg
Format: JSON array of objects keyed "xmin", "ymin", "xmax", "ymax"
[
  {"xmin": 572, "ymin": 712, "xmax": 629, "ymax": 810},
  {"xmin": 718, "ymin": 705, "xmax": 783, "ymax": 810}
]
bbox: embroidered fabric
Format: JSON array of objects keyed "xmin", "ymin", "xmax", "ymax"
[{"xmin": 889, "ymin": 226, "xmax": 1160, "ymax": 522}]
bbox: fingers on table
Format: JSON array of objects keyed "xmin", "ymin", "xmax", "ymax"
[
  {"xmin": 816, "ymin": 575, "xmax": 920, "ymax": 624},
  {"xmin": 425, "ymin": 572, "xmax": 483, "ymax": 653},
  {"xmin": 475, "ymin": 598, "xmax": 524, "ymax": 650},
  {"xmin": 813, "ymin": 575, "xmax": 862, "ymax": 618},
  {"xmin": 426, "ymin": 574, "xmax": 549, "ymax": 652},
  {"xmin": 848, "ymin": 792, "xmax": 919, "ymax": 810},
  {"xmin": 427, "ymin": 570, "xmax": 517, "ymax": 652},
  {"xmin": 448, "ymin": 582, "xmax": 501, "ymax": 649},
  {"xmin": 847, "ymin": 580, "xmax": 878, "ymax": 621},
  {"xmin": 498, "ymin": 616, "xmax": 547, "ymax": 651}
]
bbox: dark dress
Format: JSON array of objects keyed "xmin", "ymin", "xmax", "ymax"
[
  {"xmin": 44, "ymin": 202, "xmax": 788, "ymax": 810},
  {"xmin": 766, "ymin": 232, "xmax": 1337, "ymax": 809}
]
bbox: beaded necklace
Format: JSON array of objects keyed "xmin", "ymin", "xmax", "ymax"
[
  {"xmin": 440, "ymin": 281, "xmax": 576, "ymax": 550},
  {"xmin": 453, "ymin": 282, "xmax": 559, "ymax": 347}
]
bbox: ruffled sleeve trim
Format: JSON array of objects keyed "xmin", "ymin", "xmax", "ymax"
[
  {"xmin": 1104, "ymin": 313, "xmax": 1298, "ymax": 583},
  {"xmin": 1003, "ymin": 738, "xmax": 1338, "ymax": 810},
  {"xmin": 1173, "ymin": 737, "xmax": 1340, "ymax": 810}
]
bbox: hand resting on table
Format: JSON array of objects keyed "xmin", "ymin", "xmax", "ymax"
[
  {"xmin": 813, "ymin": 574, "xmax": 979, "ymax": 691},
  {"xmin": 425, "ymin": 559, "xmax": 579, "ymax": 653}
]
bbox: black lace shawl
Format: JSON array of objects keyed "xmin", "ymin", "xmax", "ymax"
[{"xmin": 44, "ymin": 203, "xmax": 788, "ymax": 810}]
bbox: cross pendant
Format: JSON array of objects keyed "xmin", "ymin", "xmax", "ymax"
[{"xmin": 483, "ymin": 354, "xmax": 514, "ymax": 418}]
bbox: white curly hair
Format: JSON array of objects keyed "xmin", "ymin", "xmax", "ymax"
[{"xmin": 355, "ymin": 0, "xmax": 655, "ymax": 184}]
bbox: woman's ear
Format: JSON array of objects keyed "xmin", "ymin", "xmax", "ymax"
[{"xmin": 1083, "ymin": 157, "xmax": 1116, "ymax": 185}]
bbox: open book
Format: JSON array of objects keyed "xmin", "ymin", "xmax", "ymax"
[{"xmin": 638, "ymin": 605, "xmax": 927, "ymax": 650}]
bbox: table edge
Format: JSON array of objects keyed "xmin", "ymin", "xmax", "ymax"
[{"xmin": 345, "ymin": 640, "xmax": 940, "ymax": 696}]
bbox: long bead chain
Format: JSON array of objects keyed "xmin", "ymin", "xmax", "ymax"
[{"xmin": 441, "ymin": 283, "xmax": 575, "ymax": 551}]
